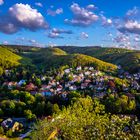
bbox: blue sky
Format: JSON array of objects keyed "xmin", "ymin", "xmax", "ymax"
[{"xmin": 0, "ymin": 0, "xmax": 140, "ymax": 49}]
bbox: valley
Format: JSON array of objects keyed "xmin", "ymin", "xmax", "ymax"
[{"xmin": 0, "ymin": 45, "xmax": 140, "ymax": 139}]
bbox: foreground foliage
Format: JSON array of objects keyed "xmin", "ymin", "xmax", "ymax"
[{"xmin": 32, "ymin": 97, "xmax": 140, "ymax": 140}]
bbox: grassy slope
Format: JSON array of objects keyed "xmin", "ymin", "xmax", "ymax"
[
  {"xmin": 0, "ymin": 46, "xmax": 22, "ymax": 68},
  {"xmin": 0, "ymin": 46, "xmax": 32, "ymax": 72},
  {"xmin": 58, "ymin": 46, "xmax": 140, "ymax": 73}
]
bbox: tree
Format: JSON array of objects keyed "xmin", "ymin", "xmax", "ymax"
[
  {"xmin": 34, "ymin": 101, "xmax": 46, "ymax": 116},
  {"xmin": 127, "ymin": 100, "xmax": 136, "ymax": 112},
  {"xmin": 0, "ymin": 67, "xmax": 3, "ymax": 76},
  {"xmin": 45, "ymin": 102, "xmax": 53, "ymax": 115},
  {"xmin": 24, "ymin": 110, "xmax": 36, "ymax": 121},
  {"xmin": 0, "ymin": 126, "xmax": 4, "ymax": 135},
  {"xmin": 31, "ymin": 97, "xmax": 140, "ymax": 140},
  {"xmin": 120, "ymin": 95, "xmax": 128, "ymax": 112},
  {"xmin": 15, "ymin": 101, "xmax": 26, "ymax": 116},
  {"xmin": 35, "ymin": 93, "xmax": 45, "ymax": 103},
  {"xmin": 35, "ymin": 78, "xmax": 41, "ymax": 87},
  {"xmin": 6, "ymin": 129, "xmax": 13, "ymax": 137},
  {"xmin": 52, "ymin": 104, "xmax": 60, "ymax": 114},
  {"xmin": 0, "ymin": 108, "xmax": 4, "ymax": 117},
  {"xmin": 0, "ymin": 100, "xmax": 16, "ymax": 116},
  {"xmin": 67, "ymin": 91, "xmax": 81, "ymax": 103},
  {"xmin": 19, "ymin": 91, "xmax": 35, "ymax": 106},
  {"xmin": 9, "ymin": 90, "xmax": 20, "ymax": 99}
]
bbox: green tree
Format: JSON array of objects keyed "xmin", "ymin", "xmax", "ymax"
[
  {"xmin": 0, "ymin": 100, "xmax": 16, "ymax": 116},
  {"xmin": 0, "ymin": 67, "xmax": 3, "ymax": 76},
  {"xmin": 31, "ymin": 97, "xmax": 140, "ymax": 140},
  {"xmin": 6, "ymin": 129, "xmax": 13, "ymax": 137},
  {"xmin": 0, "ymin": 126, "xmax": 4, "ymax": 135},
  {"xmin": 0, "ymin": 108, "xmax": 4, "ymax": 117},
  {"xmin": 34, "ymin": 101, "xmax": 46, "ymax": 116},
  {"xmin": 52, "ymin": 104, "xmax": 60, "ymax": 114},
  {"xmin": 24, "ymin": 110, "xmax": 36, "ymax": 121}
]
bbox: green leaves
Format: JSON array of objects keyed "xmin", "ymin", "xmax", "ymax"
[{"xmin": 32, "ymin": 97, "xmax": 140, "ymax": 140}]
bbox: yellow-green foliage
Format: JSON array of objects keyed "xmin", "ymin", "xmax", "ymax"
[
  {"xmin": 30, "ymin": 47, "xmax": 117, "ymax": 72},
  {"xmin": 38, "ymin": 47, "xmax": 67, "ymax": 57},
  {"xmin": 114, "ymin": 77, "xmax": 129, "ymax": 86},
  {"xmin": 58, "ymin": 46, "xmax": 140, "ymax": 73},
  {"xmin": 32, "ymin": 97, "xmax": 140, "ymax": 140},
  {"xmin": 0, "ymin": 46, "xmax": 22, "ymax": 69},
  {"xmin": 69, "ymin": 54, "xmax": 117, "ymax": 72}
]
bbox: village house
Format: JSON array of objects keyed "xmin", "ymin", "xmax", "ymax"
[
  {"xmin": 5, "ymin": 70, "xmax": 11, "ymax": 76},
  {"xmin": 18, "ymin": 80, "xmax": 26, "ymax": 86},
  {"xmin": 1, "ymin": 66, "xmax": 139, "ymax": 102},
  {"xmin": 1, "ymin": 118, "xmax": 23, "ymax": 132},
  {"xmin": 64, "ymin": 68, "xmax": 71, "ymax": 74},
  {"xmin": 2, "ymin": 82, "xmax": 17, "ymax": 89},
  {"xmin": 76, "ymin": 66, "xmax": 82, "ymax": 71},
  {"xmin": 69, "ymin": 85, "xmax": 77, "ymax": 91},
  {"xmin": 25, "ymin": 83, "xmax": 37, "ymax": 91}
]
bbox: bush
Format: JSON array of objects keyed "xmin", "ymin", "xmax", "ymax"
[
  {"xmin": 31, "ymin": 97, "xmax": 140, "ymax": 140},
  {"xmin": 6, "ymin": 129, "xmax": 13, "ymax": 137},
  {"xmin": 0, "ymin": 126, "xmax": 4, "ymax": 135}
]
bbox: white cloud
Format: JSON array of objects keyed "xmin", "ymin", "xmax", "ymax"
[
  {"xmin": 86, "ymin": 4, "xmax": 96, "ymax": 10},
  {"xmin": 48, "ymin": 41, "xmax": 57, "ymax": 47},
  {"xmin": 118, "ymin": 20, "xmax": 140, "ymax": 34},
  {"xmin": 52, "ymin": 28, "xmax": 73, "ymax": 34},
  {"xmin": 47, "ymin": 8, "xmax": 63, "ymax": 16},
  {"xmin": 115, "ymin": 7, "xmax": 140, "ymax": 35},
  {"xmin": 126, "ymin": 7, "xmax": 139, "ymax": 17},
  {"xmin": 101, "ymin": 15, "xmax": 112, "ymax": 26},
  {"xmin": 48, "ymin": 32, "xmax": 63, "ymax": 39},
  {"xmin": 2, "ymin": 41, "xmax": 8, "ymax": 45},
  {"xmin": 108, "ymin": 32, "xmax": 113, "ymax": 37},
  {"xmin": 81, "ymin": 32, "xmax": 89, "ymax": 39},
  {"xmin": 29, "ymin": 39, "xmax": 36, "ymax": 44},
  {"xmin": 9, "ymin": 3, "xmax": 48, "ymax": 30},
  {"xmin": 56, "ymin": 8, "xmax": 63, "ymax": 14},
  {"xmin": 134, "ymin": 35, "xmax": 140, "ymax": 42},
  {"xmin": 48, "ymin": 32, "xmax": 60, "ymax": 38},
  {"xmin": 27, "ymin": 39, "xmax": 46, "ymax": 47},
  {"xmin": 0, "ymin": 3, "xmax": 48, "ymax": 34},
  {"xmin": 65, "ymin": 3, "xmax": 98, "ymax": 26},
  {"xmin": 48, "ymin": 28, "xmax": 73, "ymax": 39},
  {"xmin": 0, "ymin": 0, "xmax": 4, "ymax": 5},
  {"xmin": 114, "ymin": 33, "xmax": 130, "ymax": 43},
  {"xmin": 35, "ymin": 2, "xmax": 43, "ymax": 7}
]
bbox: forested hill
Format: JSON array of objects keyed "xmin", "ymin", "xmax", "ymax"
[
  {"xmin": 0, "ymin": 46, "xmax": 22, "ymax": 75},
  {"xmin": 58, "ymin": 46, "xmax": 140, "ymax": 73},
  {"xmin": 0, "ymin": 46, "xmax": 32, "ymax": 75},
  {"xmin": 1, "ymin": 45, "xmax": 139, "ymax": 74},
  {"xmin": 21, "ymin": 47, "xmax": 117, "ymax": 73}
]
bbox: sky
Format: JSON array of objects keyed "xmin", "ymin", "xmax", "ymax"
[{"xmin": 0, "ymin": 0, "xmax": 140, "ymax": 49}]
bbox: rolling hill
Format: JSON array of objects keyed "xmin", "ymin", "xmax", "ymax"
[
  {"xmin": 1, "ymin": 45, "xmax": 139, "ymax": 74},
  {"xmin": 58, "ymin": 46, "xmax": 140, "ymax": 73},
  {"xmin": 21, "ymin": 47, "xmax": 117, "ymax": 73},
  {"xmin": 0, "ymin": 46, "xmax": 32, "ymax": 75},
  {"xmin": 0, "ymin": 46, "xmax": 22, "ymax": 75}
]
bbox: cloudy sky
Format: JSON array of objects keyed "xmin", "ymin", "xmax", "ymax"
[{"xmin": 0, "ymin": 0, "xmax": 140, "ymax": 49}]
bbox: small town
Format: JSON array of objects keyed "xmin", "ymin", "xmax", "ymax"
[
  {"xmin": 0, "ymin": 65, "xmax": 140, "ymax": 138},
  {"xmin": 2, "ymin": 66, "xmax": 140, "ymax": 98}
]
